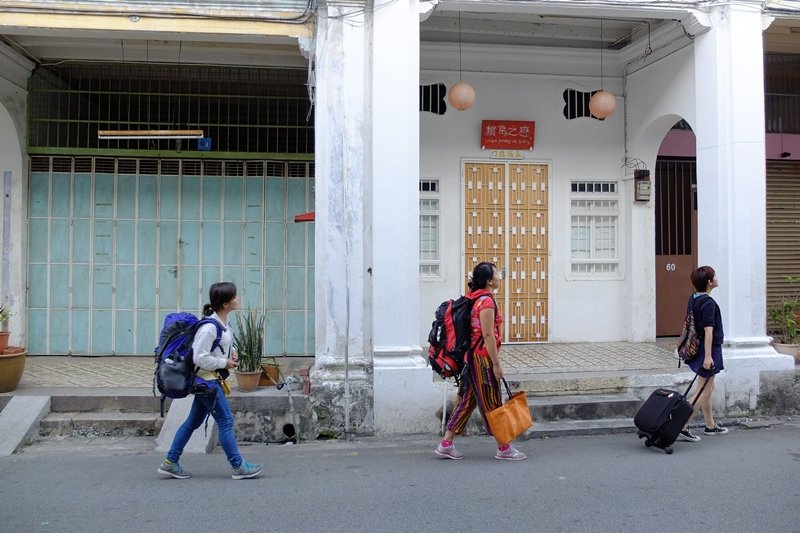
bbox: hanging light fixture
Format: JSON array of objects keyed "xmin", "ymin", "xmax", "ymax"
[
  {"xmin": 588, "ymin": 19, "xmax": 616, "ymax": 120},
  {"xmin": 448, "ymin": 12, "xmax": 475, "ymax": 111}
]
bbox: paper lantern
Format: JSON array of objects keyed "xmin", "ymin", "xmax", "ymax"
[
  {"xmin": 589, "ymin": 90, "xmax": 616, "ymax": 119},
  {"xmin": 448, "ymin": 81, "xmax": 476, "ymax": 111}
]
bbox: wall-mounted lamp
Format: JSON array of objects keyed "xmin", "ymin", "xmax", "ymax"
[{"xmin": 98, "ymin": 129, "xmax": 204, "ymax": 140}]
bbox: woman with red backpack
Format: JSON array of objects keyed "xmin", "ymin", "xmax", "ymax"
[{"xmin": 435, "ymin": 262, "xmax": 527, "ymax": 461}]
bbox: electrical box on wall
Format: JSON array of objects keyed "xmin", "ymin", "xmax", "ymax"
[{"xmin": 634, "ymin": 169, "xmax": 651, "ymax": 202}]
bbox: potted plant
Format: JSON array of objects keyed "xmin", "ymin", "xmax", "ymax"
[
  {"xmin": 233, "ymin": 308, "xmax": 264, "ymax": 391},
  {"xmin": 259, "ymin": 355, "xmax": 283, "ymax": 387},
  {"xmin": 0, "ymin": 304, "xmax": 26, "ymax": 393},
  {"xmin": 768, "ymin": 275, "xmax": 800, "ymax": 360}
]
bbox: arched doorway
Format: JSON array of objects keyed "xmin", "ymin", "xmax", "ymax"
[{"xmin": 654, "ymin": 121, "xmax": 697, "ymax": 336}]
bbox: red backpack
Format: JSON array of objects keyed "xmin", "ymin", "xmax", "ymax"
[{"xmin": 427, "ymin": 294, "xmax": 493, "ymax": 381}]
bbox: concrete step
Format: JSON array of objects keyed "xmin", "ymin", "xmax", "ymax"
[
  {"xmin": 525, "ymin": 417, "xmax": 636, "ymax": 438},
  {"xmin": 40, "ymin": 412, "xmax": 163, "ymax": 437},
  {"xmin": 529, "ymin": 393, "xmax": 641, "ymax": 421}
]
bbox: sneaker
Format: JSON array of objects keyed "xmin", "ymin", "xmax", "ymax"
[
  {"xmin": 704, "ymin": 424, "xmax": 729, "ymax": 435},
  {"xmin": 232, "ymin": 460, "xmax": 264, "ymax": 480},
  {"xmin": 435, "ymin": 443, "xmax": 464, "ymax": 460},
  {"xmin": 678, "ymin": 429, "xmax": 701, "ymax": 442},
  {"xmin": 157, "ymin": 460, "xmax": 191, "ymax": 479},
  {"xmin": 495, "ymin": 445, "xmax": 527, "ymax": 461}
]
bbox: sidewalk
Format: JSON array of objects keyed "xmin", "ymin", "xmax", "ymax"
[{"xmin": 11, "ymin": 340, "xmax": 680, "ymax": 390}]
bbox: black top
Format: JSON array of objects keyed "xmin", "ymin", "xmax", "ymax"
[{"xmin": 692, "ymin": 293, "xmax": 724, "ymax": 345}]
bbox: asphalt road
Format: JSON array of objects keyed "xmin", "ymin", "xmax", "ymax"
[{"xmin": 1, "ymin": 421, "xmax": 799, "ymax": 533}]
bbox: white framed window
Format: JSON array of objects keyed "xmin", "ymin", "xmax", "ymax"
[
  {"xmin": 570, "ymin": 181, "xmax": 620, "ymax": 277},
  {"xmin": 419, "ymin": 179, "xmax": 441, "ymax": 278}
]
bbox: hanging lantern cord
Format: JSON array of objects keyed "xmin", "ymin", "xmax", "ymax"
[
  {"xmin": 599, "ymin": 19, "xmax": 604, "ymax": 91},
  {"xmin": 458, "ymin": 12, "xmax": 463, "ymax": 82}
]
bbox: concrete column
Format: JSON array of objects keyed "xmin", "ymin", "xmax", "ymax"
[
  {"xmin": 371, "ymin": 0, "xmax": 439, "ymax": 434},
  {"xmin": 310, "ymin": 1, "xmax": 374, "ymax": 436},
  {"xmin": 0, "ymin": 42, "xmax": 31, "ymax": 347},
  {"xmin": 694, "ymin": 2, "xmax": 794, "ymax": 412}
]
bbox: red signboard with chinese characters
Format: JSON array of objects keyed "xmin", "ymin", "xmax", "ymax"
[{"xmin": 481, "ymin": 120, "xmax": 535, "ymax": 150}]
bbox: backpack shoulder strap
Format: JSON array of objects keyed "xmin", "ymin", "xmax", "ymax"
[{"xmin": 195, "ymin": 318, "xmax": 226, "ymax": 355}]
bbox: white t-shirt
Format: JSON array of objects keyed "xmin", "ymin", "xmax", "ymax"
[{"xmin": 192, "ymin": 312, "xmax": 232, "ymax": 380}]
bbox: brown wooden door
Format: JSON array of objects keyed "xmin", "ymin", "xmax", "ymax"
[
  {"xmin": 464, "ymin": 161, "xmax": 549, "ymax": 342},
  {"xmin": 655, "ymin": 158, "xmax": 697, "ymax": 336}
]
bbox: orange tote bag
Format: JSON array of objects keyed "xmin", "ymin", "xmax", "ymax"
[{"xmin": 487, "ymin": 378, "xmax": 533, "ymax": 444}]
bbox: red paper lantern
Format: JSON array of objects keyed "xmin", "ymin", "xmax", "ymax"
[
  {"xmin": 589, "ymin": 90, "xmax": 616, "ymax": 119},
  {"xmin": 448, "ymin": 81, "xmax": 476, "ymax": 111}
]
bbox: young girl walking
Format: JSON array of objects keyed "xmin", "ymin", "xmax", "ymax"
[
  {"xmin": 435, "ymin": 262, "xmax": 527, "ymax": 461},
  {"xmin": 158, "ymin": 282, "xmax": 264, "ymax": 479}
]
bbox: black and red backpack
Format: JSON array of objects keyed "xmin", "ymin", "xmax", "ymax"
[{"xmin": 427, "ymin": 294, "xmax": 486, "ymax": 381}]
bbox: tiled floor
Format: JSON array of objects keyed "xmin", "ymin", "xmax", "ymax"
[{"xmin": 15, "ymin": 340, "xmax": 680, "ymax": 389}]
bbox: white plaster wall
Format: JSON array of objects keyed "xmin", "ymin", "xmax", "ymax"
[
  {"xmin": 420, "ymin": 68, "xmax": 630, "ymax": 345},
  {"xmin": 0, "ymin": 44, "xmax": 31, "ymax": 347}
]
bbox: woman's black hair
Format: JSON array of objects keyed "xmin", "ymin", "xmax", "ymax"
[
  {"xmin": 468, "ymin": 262, "xmax": 496, "ymax": 291},
  {"xmin": 203, "ymin": 282, "xmax": 237, "ymax": 316}
]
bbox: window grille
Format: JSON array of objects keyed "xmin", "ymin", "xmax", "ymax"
[
  {"xmin": 570, "ymin": 181, "xmax": 619, "ymax": 276},
  {"xmin": 765, "ymin": 53, "xmax": 800, "ymax": 134},
  {"xmin": 419, "ymin": 179, "xmax": 441, "ymax": 277},
  {"xmin": 28, "ymin": 63, "xmax": 314, "ymax": 157}
]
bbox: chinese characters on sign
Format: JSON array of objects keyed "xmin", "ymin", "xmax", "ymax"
[{"xmin": 480, "ymin": 120, "xmax": 535, "ymax": 150}]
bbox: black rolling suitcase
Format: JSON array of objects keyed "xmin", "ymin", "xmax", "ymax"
[{"xmin": 634, "ymin": 373, "xmax": 708, "ymax": 454}]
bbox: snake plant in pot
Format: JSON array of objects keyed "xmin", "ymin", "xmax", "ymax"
[{"xmin": 233, "ymin": 308, "xmax": 265, "ymax": 391}]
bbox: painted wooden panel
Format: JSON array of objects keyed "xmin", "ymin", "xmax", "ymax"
[
  {"xmin": 244, "ymin": 222, "xmax": 263, "ymax": 266},
  {"xmin": 51, "ymin": 173, "xmax": 71, "ymax": 218},
  {"xmin": 137, "ymin": 221, "xmax": 158, "ymax": 264},
  {"xmin": 224, "ymin": 178, "xmax": 244, "ymax": 221},
  {"xmin": 49, "ymin": 309, "xmax": 70, "ymax": 353},
  {"xmin": 158, "ymin": 266, "xmax": 178, "ymax": 306},
  {"xmin": 28, "ymin": 219, "xmax": 48, "ymax": 262},
  {"xmin": 28, "ymin": 264, "xmax": 48, "ymax": 308},
  {"xmin": 50, "ymin": 219, "xmax": 70, "ymax": 262},
  {"xmin": 91, "ymin": 310, "xmax": 112, "ymax": 353},
  {"xmin": 265, "ymin": 310, "xmax": 284, "ymax": 354},
  {"xmin": 138, "ymin": 175, "xmax": 158, "ymax": 219},
  {"xmin": 116, "ymin": 221, "xmax": 136, "ymax": 264},
  {"xmin": 92, "ymin": 265, "xmax": 113, "ymax": 308},
  {"xmin": 94, "ymin": 174, "xmax": 115, "ymax": 219},
  {"xmin": 265, "ymin": 178, "xmax": 285, "ymax": 221},
  {"xmin": 265, "ymin": 222, "xmax": 285, "ymax": 266},
  {"xmin": 28, "ymin": 310, "xmax": 47, "ymax": 353},
  {"xmin": 115, "ymin": 266, "xmax": 135, "ymax": 308},
  {"xmin": 74, "ymin": 174, "xmax": 92, "ymax": 218},
  {"xmin": 244, "ymin": 267, "xmax": 263, "ymax": 308},
  {"xmin": 114, "ymin": 310, "xmax": 135, "ymax": 355},
  {"xmin": 29, "ymin": 173, "xmax": 50, "ymax": 217},
  {"xmin": 159, "ymin": 175, "xmax": 180, "ymax": 221},
  {"xmin": 72, "ymin": 265, "xmax": 91, "ymax": 308},
  {"xmin": 181, "ymin": 175, "xmax": 201, "ymax": 220},
  {"xmin": 71, "ymin": 310, "xmax": 90, "ymax": 354},
  {"xmin": 136, "ymin": 311, "xmax": 157, "ymax": 354},
  {"xmin": 117, "ymin": 174, "xmax": 137, "ymax": 219},
  {"xmin": 50, "ymin": 265, "xmax": 70, "ymax": 308},
  {"xmin": 286, "ymin": 310, "xmax": 305, "ymax": 354},
  {"xmin": 93, "ymin": 220, "xmax": 113, "ymax": 265},
  {"xmin": 202, "ymin": 177, "xmax": 222, "ymax": 218},
  {"xmin": 202, "ymin": 222, "xmax": 221, "ymax": 265},
  {"xmin": 245, "ymin": 177, "xmax": 263, "ymax": 221},
  {"xmin": 223, "ymin": 222, "xmax": 244, "ymax": 263},
  {"xmin": 180, "ymin": 221, "xmax": 201, "ymax": 265}
]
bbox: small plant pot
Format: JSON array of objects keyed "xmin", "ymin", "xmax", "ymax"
[
  {"xmin": 0, "ymin": 346, "xmax": 27, "ymax": 393},
  {"xmin": 235, "ymin": 370, "xmax": 262, "ymax": 392},
  {"xmin": 771, "ymin": 342, "xmax": 798, "ymax": 358},
  {"xmin": 0, "ymin": 332, "xmax": 10, "ymax": 353},
  {"xmin": 259, "ymin": 364, "xmax": 281, "ymax": 387}
]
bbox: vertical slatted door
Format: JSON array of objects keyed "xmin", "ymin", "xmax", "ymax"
[
  {"xmin": 464, "ymin": 162, "xmax": 506, "ymax": 324},
  {"xmin": 507, "ymin": 163, "xmax": 549, "ymax": 342}
]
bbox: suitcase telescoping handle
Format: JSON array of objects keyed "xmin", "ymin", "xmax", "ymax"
[{"xmin": 684, "ymin": 372, "xmax": 711, "ymax": 407}]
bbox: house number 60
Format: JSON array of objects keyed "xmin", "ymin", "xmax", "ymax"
[{"xmin": 665, "ymin": 263, "xmax": 676, "ymax": 271}]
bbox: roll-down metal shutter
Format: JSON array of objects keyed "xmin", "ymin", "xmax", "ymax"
[{"xmin": 766, "ymin": 161, "xmax": 800, "ymax": 311}]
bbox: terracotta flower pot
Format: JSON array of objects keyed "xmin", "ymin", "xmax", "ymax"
[
  {"xmin": 0, "ymin": 346, "xmax": 27, "ymax": 393},
  {"xmin": 0, "ymin": 331, "xmax": 9, "ymax": 353},
  {"xmin": 235, "ymin": 370, "xmax": 262, "ymax": 392},
  {"xmin": 259, "ymin": 364, "xmax": 281, "ymax": 387}
]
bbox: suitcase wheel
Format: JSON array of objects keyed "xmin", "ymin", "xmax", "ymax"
[
  {"xmin": 644, "ymin": 439, "xmax": 652, "ymax": 448},
  {"xmin": 664, "ymin": 446, "xmax": 673, "ymax": 455}
]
